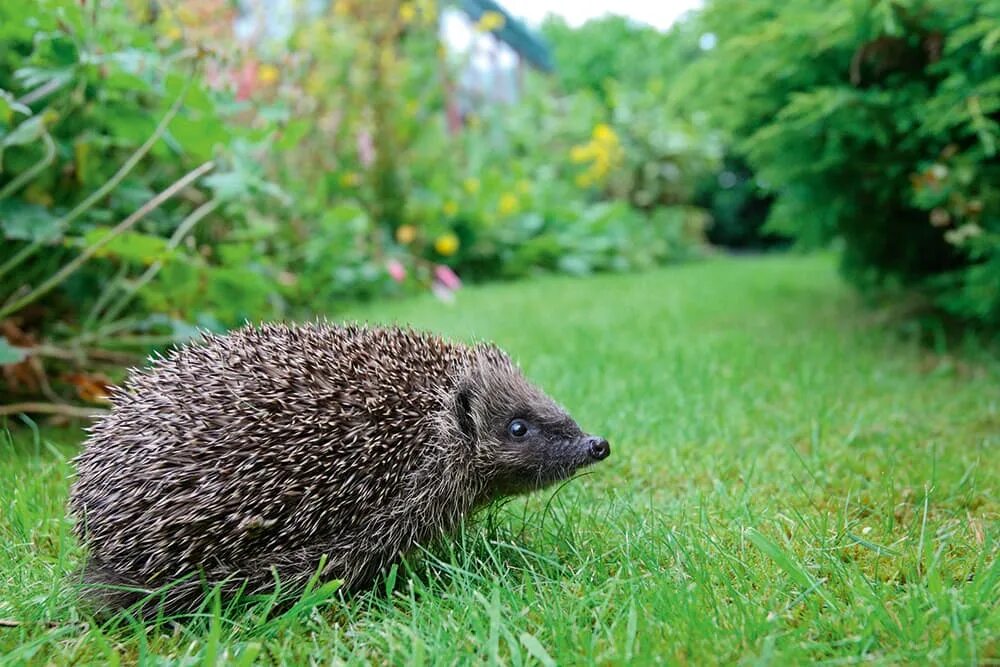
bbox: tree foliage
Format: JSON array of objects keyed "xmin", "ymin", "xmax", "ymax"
[
  {"xmin": 542, "ymin": 15, "xmax": 701, "ymax": 107},
  {"xmin": 679, "ymin": 0, "xmax": 1000, "ymax": 324}
]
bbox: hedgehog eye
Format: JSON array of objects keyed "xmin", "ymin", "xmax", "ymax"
[{"xmin": 507, "ymin": 419, "xmax": 529, "ymax": 439}]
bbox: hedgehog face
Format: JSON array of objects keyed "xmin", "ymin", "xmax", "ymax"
[
  {"xmin": 457, "ymin": 350, "xmax": 610, "ymax": 500},
  {"xmin": 485, "ymin": 409, "xmax": 610, "ymax": 497}
]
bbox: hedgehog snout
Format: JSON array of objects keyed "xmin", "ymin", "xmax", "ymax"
[{"xmin": 585, "ymin": 435, "xmax": 610, "ymax": 462}]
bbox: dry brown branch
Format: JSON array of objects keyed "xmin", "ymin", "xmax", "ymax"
[
  {"xmin": 0, "ymin": 160, "xmax": 215, "ymax": 320},
  {"xmin": 0, "ymin": 618, "xmax": 82, "ymax": 630},
  {"xmin": 0, "ymin": 402, "xmax": 108, "ymax": 419},
  {"xmin": 26, "ymin": 345, "xmax": 139, "ymax": 365}
]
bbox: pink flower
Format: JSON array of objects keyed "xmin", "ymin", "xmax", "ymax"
[
  {"xmin": 433, "ymin": 264, "xmax": 462, "ymax": 291},
  {"xmin": 235, "ymin": 60, "xmax": 258, "ymax": 101},
  {"xmin": 386, "ymin": 258, "xmax": 406, "ymax": 283},
  {"xmin": 357, "ymin": 130, "xmax": 375, "ymax": 168}
]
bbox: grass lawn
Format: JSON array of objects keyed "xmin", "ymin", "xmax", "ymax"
[{"xmin": 1, "ymin": 254, "xmax": 998, "ymax": 665}]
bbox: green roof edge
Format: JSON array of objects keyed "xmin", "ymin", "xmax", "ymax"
[{"xmin": 458, "ymin": 0, "xmax": 555, "ymax": 72}]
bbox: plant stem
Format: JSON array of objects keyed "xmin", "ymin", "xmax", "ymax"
[
  {"xmin": 82, "ymin": 261, "xmax": 129, "ymax": 330},
  {"xmin": 0, "ymin": 161, "xmax": 215, "ymax": 321},
  {"xmin": 0, "ymin": 402, "xmax": 108, "ymax": 419},
  {"xmin": 0, "ymin": 130, "xmax": 57, "ymax": 201},
  {"xmin": 0, "ymin": 68, "xmax": 194, "ymax": 282},
  {"xmin": 14, "ymin": 76, "xmax": 69, "ymax": 107},
  {"xmin": 98, "ymin": 197, "xmax": 221, "ymax": 324}
]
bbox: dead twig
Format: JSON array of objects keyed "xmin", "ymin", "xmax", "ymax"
[
  {"xmin": 0, "ymin": 402, "xmax": 108, "ymax": 419},
  {"xmin": 0, "ymin": 618, "xmax": 85, "ymax": 630},
  {"xmin": 26, "ymin": 345, "xmax": 139, "ymax": 365},
  {"xmin": 0, "ymin": 159, "xmax": 215, "ymax": 320}
]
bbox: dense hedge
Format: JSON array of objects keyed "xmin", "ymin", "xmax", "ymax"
[{"xmin": 679, "ymin": 0, "xmax": 1000, "ymax": 325}]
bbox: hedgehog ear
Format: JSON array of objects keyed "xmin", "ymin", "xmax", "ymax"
[{"xmin": 454, "ymin": 385, "xmax": 476, "ymax": 440}]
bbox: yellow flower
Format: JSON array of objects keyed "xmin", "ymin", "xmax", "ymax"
[
  {"xmin": 443, "ymin": 200, "xmax": 459, "ymax": 216},
  {"xmin": 396, "ymin": 224, "xmax": 417, "ymax": 244},
  {"xmin": 165, "ymin": 25, "xmax": 183, "ymax": 41},
  {"xmin": 569, "ymin": 144, "xmax": 593, "ymax": 164},
  {"xmin": 475, "ymin": 10, "xmax": 505, "ymax": 32},
  {"xmin": 435, "ymin": 233, "xmax": 460, "ymax": 256},
  {"xmin": 570, "ymin": 125, "xmax": 623, "ymax": 186},
  {"xmin": 463, "ymin": 177, "xmax": 480, "ymax": 194},
  {"xmin": 498, "ymin": 193, "xmax": 519, "ymax": 216},
  {"xmin": 399, "ymin": 2, "xmax": 416, "ymax": 23},
  {"xmin": 592, "ymin": 123, "xmax": 616, "ymax": 142},
  {"xmin": 258, "ymin": 64, "xmax": 280, "ymax": 85},
  {"xmin": 339, "ymin": 172, "xmax": 361, "ymax": 187}
]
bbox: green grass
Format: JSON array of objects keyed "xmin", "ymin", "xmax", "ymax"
[{"xmin": 2, "ymin": 254, "xmax": 998, "ymax": 665}]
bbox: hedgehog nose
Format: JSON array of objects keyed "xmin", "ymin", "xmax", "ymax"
[{"xmin": 587, "ymin": 436, "xmax": 610, "ymax": 461}]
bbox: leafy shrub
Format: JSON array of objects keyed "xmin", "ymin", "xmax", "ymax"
[
  {"xmin": 542, "ymin": 15, "xmax": 702, "ymax": 108},
  {"xmin": 543, "ymin": 15, "xmax": 746, "ymax": 249},
  {"xmin": 390, "ymin": 87, "xmax": 706, "ymax": 282},
  {"xmin": 260, "ymin": 7, "xmax": 709, "ymax": 288},
  {"xmin": 1, "ymin": 1, "xmax": 708, "ymax": 407},
  {"xmin": 0, "ymin": 0, "xmax": 287, "ymax": 329},
  {"xmin": 604, "ymin": 81, "xmax": 720, "ymax": 213},
  {"xmin": 679, "ymin": 0, "xmax": 1000, "ymax": 324},
  {"xmin": 0, "ymin": 0, "xmax": 294, "ymax": 407}
]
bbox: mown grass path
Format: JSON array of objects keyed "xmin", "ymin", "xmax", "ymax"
[{"xmin": 2, "ymin": 254, "xmax": 997, "ymax": 664}]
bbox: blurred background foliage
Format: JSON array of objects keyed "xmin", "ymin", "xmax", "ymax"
[
  {"xmin": 676, "ymin": 0, "xmax": 1000, "ymax": 325},
  {"xmin": 0, "ymin": 0, "xmax": 997, "ymax": 409}
]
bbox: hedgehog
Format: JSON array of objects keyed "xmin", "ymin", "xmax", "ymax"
[{"xmin": 69, "ymin": 322, "xmax": 610, "ymax": 615}]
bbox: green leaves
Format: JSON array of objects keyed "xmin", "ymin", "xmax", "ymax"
[
  {"xmin": 203, "ymin": 171, "xmax": 251, "ymax": 202},
  {"xmin": 82, "ymin": 227, "xmax": 172, "ymax": 265},
  {"xmin": 168, "ymin": 114, "xmax": 229, "ymax": 162},
  {"xmin": 163, "ymin": 71, "xmax": 232, "ymax": 161},
  {"xmin": 0, "ymin": 90, "xmax": 30, "ymax": 125},
  {"xmin": 684, "ymin": 0, "xmax": 1000, "ymax": 325},
  {"xmin": 0, "ymin": 0, "xmax": 296, "ymax": 336},
  {"xmin": 0, "ymin": 337, "xmax": 27, "ymax": 364},
  {"xmin": 0, "ymin": 115, "xmax": 45, "ymax": 165},
  {"xmin": 0, "ymin": 200, "xmax": 60, "ymax": 241}
]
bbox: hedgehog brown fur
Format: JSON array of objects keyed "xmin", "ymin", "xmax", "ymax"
[{"xmin": 69, "ymin": 322, "xmax": 610, "ymax": 615}]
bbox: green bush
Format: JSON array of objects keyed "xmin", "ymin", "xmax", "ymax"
[
  {"xmin": 542, "ymin": 15, "xmax": 702, "ymax": 108},
  {"xmin": 0, "ymin": 1, "xmax": 709, "ymax": 405},
  {"xmin": 0, "ymin": 0, "xmax": 286, "ymax": 333},
  {"xmin": 218, "ymin": 2, "xmax": 711, "ymax": 301},
  {"xmin": 679, "ymin": 0, "xmax": 1000, "ymax": 324},
  {"xmin": 0, "ymin": 0, "xmax": 298, "ymax": 406},
  {"xmin": 399, "ymin": 79, "xmax": 708, "ymax": 281},
  {"xmin": 541, "ymin": 15, "xmax": 778, "ymax": 251}
]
